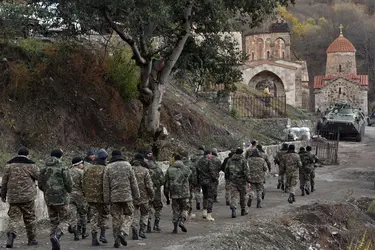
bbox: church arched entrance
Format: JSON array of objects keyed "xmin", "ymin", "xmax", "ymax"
[{"xmin": 248, "ymin": 70, "xmax": 285, "ymax": 97}]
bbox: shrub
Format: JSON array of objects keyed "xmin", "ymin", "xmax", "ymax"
[{"xmin": 230, "ymin": 108, "xmax": 238, "ymax": 119}]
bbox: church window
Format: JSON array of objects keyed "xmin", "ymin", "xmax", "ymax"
[
  {"xmin": 339, "ymin": 65, "xmax": 342, "ymax": 72},
  {"xmin": 267, "ymin": 51, "xmax": 270, "ymax": 59}
]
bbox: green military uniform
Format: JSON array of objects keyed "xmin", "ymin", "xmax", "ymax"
[
  {"xmin": 247, "ymin": 149, "xmax": 268, "ymax": 208},
  {"xmin": 299, "ymin": 149, "xmax": 315, "ymax": 195},
  {"xmin": 210, "ymin": 149, "xmax": 222, "ymax": 203},
  {"xmin": 280, "ymin": 145, "xmax": 302, "ymax": 203},
  {"xmin": 103, "ymin": 151, "xmax": 140, "ymax": 248},
  {"xmin": 147, "ymin": 159, "xmax": 164, "ymax": 232},
  {"xmin": 181, "ymin": 155, "xmax": 196, "ymax": 216},
  {"xmin": 306, "ymin": 149, "xmax": 319, "ymax": 192},
  {"xmin": 164, "ymin": 159, "xmax": 191, "ymax": 233},
  {"xmin": 275, "ymin": 143, "xmax": 289, "ymax": 191},
  {"xmin": 1, "ymin": 151, "xmax": 39, "ymax": 247},
  {"xmin": 190, "ymin": 150, "xmax": 204, "ymax": 209}
]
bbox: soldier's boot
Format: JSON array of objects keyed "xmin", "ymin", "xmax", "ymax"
[
  {"xmin": 241, "ymin": 208, "xmax": 248, "ymax": 216},
  {"xmin": 27, "ymin": 239, "xmax": 38, "ymax": 246},
  {"xmin": 311, "ymin": 185, "xmax": 315, "ymax": 192},
  {"xmin": 292, "ymin": 194, "xmax": 296, "ymax": 203},
  {"xmin": 99, "ymin": 228, "xmax": 108, "ymax": 243},
  {"xmin": 91, "ymin": 232, "xmax": 100, "ymax": 246},
  {"xmin": 153, "ymin": 218, "xmax": 161, "ymax": 232},
  {"xmin": 281, "ymin": 183, "xmax": 285, "ymax": 191},
  {"xmin": 226, "ymin": 200, "xmax": 230, "ymax": 206},
  {"xmin": 202, "ymin": 209, "xmax": 208, "ymax": 219},
  {"xmin": 257, "ymin": 199, "xmax": 262, "ymax": 208},
  {"xmin": 206, "ymin": 213, "xmax": 215, "ymax": 221},
  {"xmin": 147, "ymin": 218, "xmax": 152, "ymax": 233},
  {"xmin": 277, "ymin": 181, "xmax": 281, "ymax": 189},
  {"xmin": 262, "ymin": 190, "xmax": 265, "ymax": 200},
  {"xmin": 196, "ymin": 202, "xmax": 201, "ymax": 210},
  {"xmin": 305, "ymin": 187, "xmax": 310, "ymax": 195},
  {"xmin": 81, "ymin": 226, "xmax": 89, "ymax": 239},
  {"xmin": 139, "ymin": 224, "xmax": 147, "ymax": 239},
  {"xmin": 288, "ymin": 194, "xmax": 293, "ymax": 204},
  {"xmin": 50, "ymin": 233, "xmax": 61, "ymax": 250},
  {"xmin": 172, "ymin": 222, "xmax": 178, "ymax": 234},
  {"xmin": 6, "ymin": 232, "xmax": 15, "ymax": 248},
  {"xmin": 178, "ymin": 218, "xmax": 187, "ymax": 233},
  {"xmin": 214, "ymin": 195, "xmax": 218, "ymax": 203},
  {"xmin": 231, "ymin": 208, "xmax": 236, "ymax": 218},
  {"xmin": 68, "ymin": 225, "xmax": 74, "ymax": 234},
  {"xmin": 74, "ymin": 229, "xmax": 80, "ymax": 241},
  {"xmin": 132, "ymin": 227, "xmax": 139, "ymax": 240},
  {"xmin": 247, "ymin": 198, "xmax": 252, "ymax": 208},
  {"xmin": 301, "ymin": 188, "xmax": 305, "ymax": 196},
  {"xmin": 114, "ymin": 232, "xmax": 127, "ymax": 248}
]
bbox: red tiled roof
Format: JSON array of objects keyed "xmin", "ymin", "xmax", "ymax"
[
  {"xmin": 326, "ymin": 35, "xmax": 356, "ymax": 53},
  {"xmin": 314, "ymin": 74, "xmax": 368, "ymax": 89}
]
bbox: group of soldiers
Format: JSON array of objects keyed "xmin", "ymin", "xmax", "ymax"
[{"xmin": 0, "ymin": 142, "xmax": 319, "ymax": 249}]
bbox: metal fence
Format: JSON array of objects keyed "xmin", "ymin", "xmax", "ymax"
[
  {"xmin": 232, "ymin": 95, "xmax": 287, "ymax": 118},
  {"xmin": 311, "ymin": 129, "xmax": 340, "ymax": 165}
]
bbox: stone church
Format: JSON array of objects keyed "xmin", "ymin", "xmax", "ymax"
[
  {"xmin": 240, "ymin": 17, "xmax": 310, "ymax": 109},
  {"xmin": 314, "ymin": 27, "xmax": 369, "ymax": 114}
]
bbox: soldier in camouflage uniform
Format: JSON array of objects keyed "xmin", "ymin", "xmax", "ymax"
[
  {"xmin": 83, "ymin": 149, "xmax": 95, "ymax": 224},
  {"xmin": 38, "ymin": 149, "xmax": 73, "ymax": 250},
  {"xmin": 196, "ymin": 149, "xmax": 218, "ymax": 221},
  {"xmin": 131, "ymin": 154, "xmax": 154, "ymax": 240},
  {"xmin": 82, "ymin": 149, "xmax": 109, "ymax": 246},
  {"xmin": 190, "ymin": 146, "xmax": 204, "ymax": 210},
  {"xmin": 164, "ymin": 154, "xmax": 192, "ymax": 233},
  {"xmin": 247, "ymin": 149, "xmax": 268, "ymax": 208},
  {"xmin": 275, "ymin": 143, "xmax": 289, "ymax": 191},
  {"xmin": 221, "ymin": 151, "xmax": 234, "ymax": 206},
  {"xmin": 211, "ymin": 148, "xmax": 222, "ymax": 203},
  {"xmin": 225, "ymin": 148, "xmax": 250, "ymax": 218},
  {"xmin": 280, "ymin": 145, "xmax": 302, "ymax": 204},
  {"xmin": 1, "ymin": 147, "xmax": 39, "ymax": 248},
  {"xmin": 103, "ymin": 150, "xmax": 140, "ymax": 248},
  {"xmin": 69, "ymin": 157, "xmax": 88, "ymax": 241},
  {"xmin": 145, "ymin": 152, "xmax": 164, "ymax": 232},
  {"xmin": 306, "ymin": 146, "xmax": 319, "ymax": 192},
  {"xmin": 298, "ymin": 147, "xmax": 315, "ymax": 196},
  {"xmin": 180, "ymin": 151, "xmax": 196, "ymax": 218},
  {"xmin": 256, "ymin": 144, "xmax": 271, "ymax": 200}
]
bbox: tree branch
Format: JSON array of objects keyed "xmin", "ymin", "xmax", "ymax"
[{"xmin": 103, "ymin": 10, "xmax": 146, "ymax": 65}]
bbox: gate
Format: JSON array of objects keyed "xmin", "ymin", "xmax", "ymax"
[
  {"xmin": 310, "ymin": 129, "xmax": 340, "ymax": 165},
  {"xmin": 232, "ymin": 95, "xmax": 287, "ymax": 118}
]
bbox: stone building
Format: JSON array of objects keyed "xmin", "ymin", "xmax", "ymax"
[
  {"xmin": 314, "ymin": 27, "xmax": 369, "ymax": 114},
  {"xmin": 240, "ymin": 17, "xmax": 310, "ymax": 109}
]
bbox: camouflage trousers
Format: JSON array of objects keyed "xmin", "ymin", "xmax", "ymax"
[
  {"xmin": 172, "ymin": 198, "xmax": 189, "ymax": 223},
  {"xmin": 88, "ymin": 202, "xmax": 109, "ymax": 233},
  {"xmin": 299, "ymin": 171, "xmax": 311, "ymax": 191},
  {"xmin": 132, "ymin": 202, "xmax": 149, "ymax": 230},
  {"xmin": 69, "ymin": 196, "xmax": 88, "ymax": 230},
  {"xmin": 225, "ymin": 181, "xmax": 231, "ymax": 203},
  {"xmin": 310, "ymin": 170, "xmax": 316, "ymax": 189},
  {"xmin": 286, "ymin": 173, "xmax": 298, "ymax": 195},
  {"xmin": 278, "ymin": 165, "xmax": 287, "ymax": 188},
  {"xmin": 201, "ymin": 182, "xmax": 215, "ymax": 213},
  {"xmin": 47, "ymin": 204, "xmax": 70, "ymax": 236},
  {"xmin": 229, "ymin": 183, "xmax": 247, "ymax": 209},
  {"xmin": 7, "ymin": 201, "xmax": 36, "ymax": 240},
  {"xmin": 111, "ymin": 202, "xmax": 134, "ymax": 238},
  {"xmin": 249, "ymin": 182, "xmax": 264, "ymax": 201},
  {"xmin": 188, "ymin": 186, "xmax": 201, "ymax": 215},
  {"xmin": 148, "ymin": 200, "xmax": 163, "ymax": 221}
]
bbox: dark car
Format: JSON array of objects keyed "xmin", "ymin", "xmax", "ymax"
[{"xmin": 367, "ymin": 112, "xmax": 375, "ymax": 126}]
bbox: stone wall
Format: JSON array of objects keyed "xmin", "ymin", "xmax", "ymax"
[{"xmin": 326, "ymin": 52, "xmax": 357, "ymax": 76}]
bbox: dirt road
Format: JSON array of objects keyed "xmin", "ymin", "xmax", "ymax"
[{"xmin": 3, "ymin": 127, "xmax": 375, "ymax": 249}]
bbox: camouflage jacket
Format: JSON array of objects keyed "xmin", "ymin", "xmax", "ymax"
[
  {"xmin": 147, "ymin": 160, "xmax": 164, "ymax": 201},
  {"xmin": 247, "ymin": 156, "xmax": 268, "ymax": 184},
  {"xmin": 38, "ymin": 157, "xmax": 73, "ymax": 206},
  {"xmin": 211, "ymin": 155, "xmax": 222, "ymax": 177},
  {"xmin": 1, "ymin": 156, "xmax": 39, "ymax": 204},
  {"xmin": 132, "ymin": 160, "xmax": 154, "ymax": 205},
  {"xmin": 259, "ymin": 152, "xmax": 272, "ymax": 172},
  {"xmin": 189, "ymin": 151, "xmax": 203, "ymax": 186},
  {"xmin": 197, "ymin": 155, "xmax": 218, "ymax": 185},
  {"xmin": 225, "ymin": 154, "xmax": 250, "ymax": 186},
  {"xmin": 164, "ymin": 160, "xmax": 191, "ymax": 199},
  {"xmin": 280, "ymin": 151, "xmax": 302, "ymax": 176},
  {"xmin": 69, "ymin": 167, "xmax": 84, "ymax": 201},
  {"xmin": 82, "ymin": 158, "xmax": 106, "ymax": 203},
  {"xmin": 299, "ymin": 152, "xmax": 315, "ymax": 174},
  {"xmin": 191, "ymin": 150, "xmax": 204, "ymax": 164},
  {"xmin": 274, "ymin": 149, "xmax": 288, "ymax": 165},
  {"xmin": 307, "ymin": 151, "xmax": 320, "ymax": 167},
  {"xmin": 103, "ymin": 156, "xmax": 140, "ymax": 203},
  {"xmin": 182, "ymin": 157, "xmax": 196, "ymax": 187}
]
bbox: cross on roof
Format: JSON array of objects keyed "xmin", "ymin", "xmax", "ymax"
[{"xmin": 339, "ymin": 24, "xmax": 344, "ymax": 36}]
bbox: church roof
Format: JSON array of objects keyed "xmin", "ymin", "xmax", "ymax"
[
  {"xmin": 326, "ymin": 35, "xmax": 356, "ymax": 53},
  {"xmin": 314, "ymin": 74, "xmax": 368, "ymax": 89}
]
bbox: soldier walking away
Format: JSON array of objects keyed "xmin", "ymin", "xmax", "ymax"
[
  {"xmin": 103, "ymin": 150, "xmax": 140, "ymax": 248},
  {"xmin": 221, "ymin": 151, "xmax": 235, "ymax": 206},
  {"xmin": 197, "ymin": 149, "xmax": 218, "ymax": 221},
  {"xmin": 131, "ymin": 154, "xmax": 154, "ymax": 240},
  {"xmin": 247, "ymin": 149, "xmax": 268, "ymax": 209},
  {"xmin": 256, "ymin": 144, "xmax": 271, "ymax": 200},
  {"xmin": 180, "ymin": 151, "xmax": 197, "ymax": 218},
  {"xmin": 226, "ymin": 148, "xmax": 250, "ymax": 218},
  {"xmin": 280, "ymin": 145, "xmax": 302, "ymax": 204},
  {"xmin": 245, "ymin": 140, "xmax": 257, "ymax": 159},
  {"xmin": 211, "ymin": 148, "xmax": 222, "ymax": 203},
  {"xmin": 68, "ymin": 157, "xmax": 89, "ymax": 241},
  {"xmin": 298, "ymin": 147, "xmax": 315, "ymax": 196},
  {"xmin": 82, "ymin": 149, "xmax": 109, "ymax": 246},
  {"xmin": 38, "ymin": 149, "xmax": 73, "ymax": 250},
  {"xmin": 190, "ymin": 146, "xmax": 204, "ymax": 210},
  {"xmin": 275, "ymin": 143, "xmax": 288, "ymax": 191},
  {"xmin": 145, "ymin": 152, "xmax": 164, "ymax": 232},
  {"xmin": 164, "ymin": 154, "xmax": 192, "ymax": 233},
  {"xmin": 1, "ymin": 147, "xmax": 39, "ymax": 248},
  {"xmin": 306, "ymin": 146, "xmax": 320, "ymax": 192}
]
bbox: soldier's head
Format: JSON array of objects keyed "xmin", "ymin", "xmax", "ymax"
[
  {"xmin": 281, "ymin": 143, "xmax": 288, "ymax": 150},
  {"xmin": 235, "ymin": 148, "xmax": 244, "ymax": 155},
  {"xmin": 111, "ymin": 150, "xmax": 122, "ymax": 157},
  {"xmin": 204, "ymin": 149, "xmax": 212, "ymax": 156},
  {"xmin": 211, "ymin": 148, "xmax": 218, "ymax": 156},
  {"xmin": 288, "ymin": 144, "xmax": 295, "ymax": 152},
  {"xmin": 251, "ymin": 140, "xmax": 257, "ymax": 147},
  {"xmin": 299, "ymin": 147, "xmax": 306, "ymax": 153},
  {"xmin": 51, "ymin": 149, "xmax": 63, "ymax": 159},
  {"xmin": 18, "ymin": 146, "xmax": 29, "ymax": 157},
  {"xmin": 72, "ymin": 157, "xmax": 84, "ymax": 169},
  {"xmin": 256, "ymin": 144, "xmax": 265, "ymax": 153},
  {"xmin": 97, "ymin": 149, "xmax": 108, "ymax": 160},
  {"xmin": 306, "ymin": 146, "xmax": 312, "ymax": 152},
  {"xmin": 86, "ymin": 149, "xmax": 96, "ymax": 161},
  {"xmin": 174, "ymin": 154, "xmax": 182, "ymax": 161},
  {"xmin": 145, "ymin": 150, "xmax": 153, "ymax": 159},
  {"xmin": 134, "ymin": 153, "xmax": 145, "ymax": 161}
]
